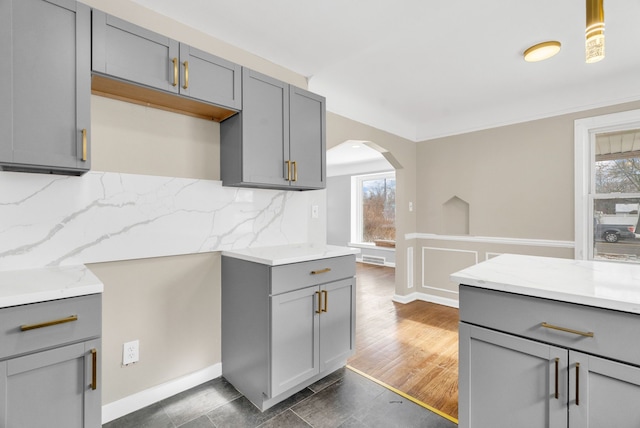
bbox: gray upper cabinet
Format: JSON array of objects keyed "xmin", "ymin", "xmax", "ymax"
[
  {"xmin": 221, "ymin": 68, "xmax": 326, "ymax": 190},
  {"xmin": 92, "ymin": 11, "xmax": 241, "ymax": 111},
  {"xmin": 0, "ymin": 0, "xmax": 91, "ymax": 175}
]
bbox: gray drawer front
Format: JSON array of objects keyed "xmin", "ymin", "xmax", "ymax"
[
  {"xmin": 271, "ymin": 255, "xmax": 355, "ymax": 295},
  {"xmin": 460, "ymin": 285, "xmax": 640, "ymax": 365},
  {"xmin": 0, "ymin": 294, "xmax": 101, "ymax": 360}
]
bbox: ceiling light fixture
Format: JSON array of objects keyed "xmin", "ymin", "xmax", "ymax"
[
  {"xmin": 586, "ymin": 0, "xmax": 605, "ymax": 63},
  {"xmin": 523, "ymin": 41, "xmax": 561, "ymax": 62}
]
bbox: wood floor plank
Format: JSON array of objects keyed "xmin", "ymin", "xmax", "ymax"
[{"xmin": 348, "ymin": 263, "xmax": 459, "ymax": 420}]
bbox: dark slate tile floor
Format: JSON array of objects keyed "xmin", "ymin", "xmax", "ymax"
[{"xmin": 103, "ymin": 368, "xmax": 457, "ymax": 428}]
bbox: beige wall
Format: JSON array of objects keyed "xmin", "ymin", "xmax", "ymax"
[{"xmin": 415, "ymin": 100, "xmax": 640, "ymax": 303}]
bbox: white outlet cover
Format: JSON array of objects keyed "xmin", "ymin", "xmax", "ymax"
[{"xmin": 123, "ymin": 340, "xmax": 139, "ymax": 365}]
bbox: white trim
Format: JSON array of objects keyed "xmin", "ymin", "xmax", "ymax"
[
  {"xmin": 102, "ymin": 363, "xmax": 222, "ymax": 424},
  {"xmin": 422, "ymin": 246, "xmax": 477, "ymax": 293},
  {"xmin": 406, "ymin": 246, "xmax": 414, "ymax": 289},
  {"xmin": 392, "ymin": 292, "xmax": 459, "ymax": 309},
  {"xmin": 574, "ymin": 109, "xmax": 640, "ymax": 260},
  {"xmin": 407, "ymin": 233, "xmax": 575, "ymax": 248},
  {"xmin": 348, "ymin": 242, "xmax": 396, "ymax": 253}
]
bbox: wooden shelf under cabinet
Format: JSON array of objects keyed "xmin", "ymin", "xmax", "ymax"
[{"xmin": 91, "ymin": 74, "xmax": 238, "ymax": 122}]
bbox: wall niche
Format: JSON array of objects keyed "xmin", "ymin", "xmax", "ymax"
[{"xmin": 443, "ymin": 196, "xmax": 470, "ymax": 235}]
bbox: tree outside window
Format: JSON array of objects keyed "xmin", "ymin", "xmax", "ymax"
[{"xmin": 357, "ymin": 172, "xmax": 396, "ymax": 243}]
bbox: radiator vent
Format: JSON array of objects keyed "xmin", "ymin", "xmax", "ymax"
[{"xmin": 362, "ymin": 255, "xmax": 386, "ymax": 265}]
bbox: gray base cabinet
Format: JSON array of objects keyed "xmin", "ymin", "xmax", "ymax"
[
  {"xmin": 0, "ymin": 0, "xmax": 91, "ymax": 175},
  {"xmin": 221, "ymin": 68, "xmax": 326, "ymax": 190},
  {"xmin": 459, "ymin": 285, "xmax": 640, "ymax": 428},
  {"xmin": 222, "ymin": 255, "xmax": 355, "ymax": 411},
  {"xmin": 92, "ymin": 10, "xmax": 241, "ymax": 110},
  {"xmin": 0, "ymin": 294, "xmax": 102, "ymax": 427}
]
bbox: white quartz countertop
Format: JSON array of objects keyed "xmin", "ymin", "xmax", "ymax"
[
  {"xmin": 451, "ymin": 254, "xmax": 640, "ymax": 314},
  {"xmin": 222, "ymin": 243, "xmax": 360, "ymax": 266},
  {"xmin": 0, "ymin": 265, "xmax": 104, "ymax": 309}
]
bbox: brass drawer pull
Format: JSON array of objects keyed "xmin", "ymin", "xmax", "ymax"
[
  {"xmin": 322, "ymin": 290, "xmax": 328, "ymax": 313},
  {"xmin": 91, "ymin": 348, "xmax": 98, "ymax": 390},
  {"xmin": 172, "ymin": 57, "xmax": 178, "ymax": 87},
  {"xmin": 285, "ymin": 160, "xmax": 292, "ymax": 181},
  {"xmin": 292, "ymin": 161, "xmax": 298, "ymax": 182},
  {"xmin": 311, "ymin": 268, "xmax": 331, "ymax": 275},
  {"xmin": 182, "ymin": 60, "xmax": 189, "ymax": 89},
  {"xmin": 554, "ymin": 357, "xmax": 559, "ymax": 399},
  {"xmin": 315, "ymin": 291, "xmax": 322, "ymax": 314},
  {"xmin": 20, "ymin": 315, "xmax": 78, "ymax": 331},
  {"xmin": 81, "ymin": 129, "xmax": 87, "ymax": 161},
  {"xmin": 541, "ymin": 322, "xmax": 594, "ymax": 338}
]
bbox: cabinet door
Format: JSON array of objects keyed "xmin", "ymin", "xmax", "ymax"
[
  {"xmin": 0, "ymin": 339, "xmax": 101, "ymax": 427},
  {"xmin": 92, "ymin": 10, "xmax": 179, "ymax": 94},
  {"xmin": 289, "ymin": 86, "xmax": 326, "ymax": 189},
  {"xmin": 271, "ymin": 286, "xmax": 319, "ymax": 397},
  {"xmin": 0, "ymin": 0, "xmax": 90, "ymax": 172},
  {"xmin": 319, "ymin": 278, "xmax": 355, "ymax": 370},
  {"xmin": 240, "ymin": 69, "xmax": 290, "ymax": 187},
  {"xmin": 459, "ymin": 323, "xmax": 568, "ymax": 428},
  {"xmin": 569, "ymin": 351, "xmax": 640, "ymax": 427},
  {"xmin": 179, "ymin": 45, "xmax": 241, "ymax": 109}
]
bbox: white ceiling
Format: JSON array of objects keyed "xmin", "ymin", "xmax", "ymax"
[{"xmin": 130, "ymin": 0, "xmax": 640, "ymax": 142}]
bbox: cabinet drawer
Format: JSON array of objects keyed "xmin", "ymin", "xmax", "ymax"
[
  {"xmin": 271, "ymin": 256, "xmax": 355, "ymax": 295},
  {"xmin": 0, "ymin": 294, "xmax": 101, "ymax": 360},
  {"xmin": 459, "ymin": 285, "xmax": 640, "ymax": 365}
]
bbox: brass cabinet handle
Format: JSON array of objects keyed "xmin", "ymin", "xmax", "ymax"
[
  {"xmin": 575, "ymin": 362, "xmax": 580, "ymax": 406},
  {"xmin": 172, "ymin": 57, "xmax": 178, "ymax": 87},
  {"xmin": 311, "ymin": 268, "xmax": 331, "ymax": 275},
  {"xmin": 541, "ymin": 322, "xmax": 594, "ymax": 338},
  {"xmin": 322, "ymin": 290, "xmax": 328, "ymax": 313},
  {"xmin": 182, "ymin": 61, "xmax": 189, "ymax": 89},
  {"xmin": 315, "ymin": 291, "xmax": 322, "ymax": 314},
  {"xmin": 81, "ymin": 129, "xmax": 87, "ymax": 161},
  {"xmin": 91, "ymin": 348, "xmax": 97, "ymax": 390},
  {"xmin": 20, "ymin": 315, "xmax": 78, "ymax": 331},
  {"xmin": 554, "ymin": 357, "xmax": 559, "ymax": 399},
  {"xmin": 292, "ymin": 161, "xmax": 298, "ymax": 182},
  {"xmin": 285, "ymin": 160, "xmax": 291, "ymax": 181}
]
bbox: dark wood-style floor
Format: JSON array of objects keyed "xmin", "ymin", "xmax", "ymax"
[{"xmin": 348, "ymin": 263, "xmax": 459, "ymax": 421}]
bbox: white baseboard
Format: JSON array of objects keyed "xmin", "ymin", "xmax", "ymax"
[
  {"xmin": 102, "ymin": 363, "xmax": 222, "ymax": 424},
  {"xmin": 392, "ymin": 292, "xmax": 459, "ymax": 309}
]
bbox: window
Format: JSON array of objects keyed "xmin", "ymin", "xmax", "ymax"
[
  {"xmin": 353, "ymin": 172, "xmax": 396, "ymax": 244},
  {"xmin": 575, "ymin": 110, "xmax": 640, "ymax": 264}
]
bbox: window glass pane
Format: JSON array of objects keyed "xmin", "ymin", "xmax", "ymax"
[
  {"xmin": 595, "ymin": 130, "xmax": 640, "ymax": 193},
  {"xmin": 361, "ymin": 176, "xmax": 396, "ymax": 243},
  {"xmin": 593, "ymin": 197, "xmax": 640, "ymax": 262}
]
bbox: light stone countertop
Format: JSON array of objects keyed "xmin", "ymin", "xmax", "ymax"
[
  {"xmin": 222, "ymin": 243, "xmax": 360, "ymax": 266},
  {"xmin": 0, "ymin": 265, "xmax": 104, "ymax": 308},
  {"xmin": 451, "ymin": 254, "xmax": 640, "ymax": 314}
]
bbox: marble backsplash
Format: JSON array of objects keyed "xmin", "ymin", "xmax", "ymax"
[{"xmin": 0, "ymin": 171, "xmax": 321, "ymax": 271}]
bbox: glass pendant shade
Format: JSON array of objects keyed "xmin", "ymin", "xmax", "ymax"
[{"xmin": 586, "ymin": 0, "xmax": 605, "ymax": 63}]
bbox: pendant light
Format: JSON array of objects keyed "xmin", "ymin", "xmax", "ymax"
[{"xmin": 586, "ymin": 0, "xmax": 605, "ymax": 63}]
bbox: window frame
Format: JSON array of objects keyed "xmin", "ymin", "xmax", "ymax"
[
  {"xmin": 574, "ymin": 109, "xmax": 640, "ymax": 260},
  {"xmin": 352, "ymin": 171, "xmax": 396, "ymax": 244}
]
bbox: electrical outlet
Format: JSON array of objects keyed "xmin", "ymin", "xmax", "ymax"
[
  {"xmin": 311, "ymin": 205, "xmax": 319, "ymax": 219},
  {"xmin": 122, "ymin": 340, "xmax": 139, "ymax": 366}
]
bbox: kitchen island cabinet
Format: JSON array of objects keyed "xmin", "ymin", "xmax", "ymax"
[
  {"xmin": 220, "ymin": 68, "xmax": 326, "ymax": 190},
  {"xmin": 221, "ymin": 244, "xmax": 357, "ymax": 411},
  {"xmin": 453, "ymin": 254, "xmax": 640, "ymax": 428},
  {"xmin": 0, "ymin": 0, "xmax": 91, "ymax": 175}
]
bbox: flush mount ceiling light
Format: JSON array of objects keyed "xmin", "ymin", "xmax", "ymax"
[
  {"xmin": 523, "ymin": 41, "xmax": 562, "ymax": 62},
  {"xmin": 586, "ymin": 0, "xmax": 605, "ymax": 63}
]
